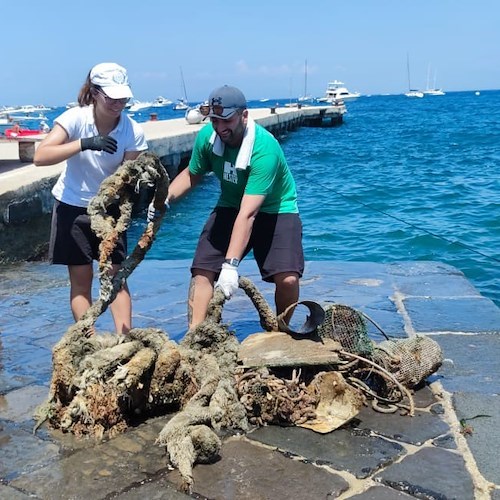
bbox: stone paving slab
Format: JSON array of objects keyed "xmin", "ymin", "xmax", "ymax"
[
  {"xmin": 247, "ymin": 424, "xmax": 406, "ymax": 479},
  {"xmin": 433, "ymin": 333, "xmax": 500, "ymax": 395},
  {"xmin": 391, "ymin": 267, "xmax": 481, "ymax": 297},
  {"xmin": 0, "ymin": 385, "xmax": 47, "ymax": 423},
  {"xmin": 0, "ymin": 422, "xmax": 60, "ymax": 481},
  {"xmin": 453, "ymin": 392, "xmax": 500, "ymax": 485},
  {"xmin": 168, "ymin": 437, "xmax": 350, "ymax": 499},
  {"xmin": 353, "ymin": 402, "xmax": 450, "ymax": 446},
  {"xmin": 374, "ymin": 447, "xmax": 475, "ymax": 499},
  {"xmin": 8, "ymin": 417, "xmax": 172, "ymax": 499},
  {"xmin": 404, "ymin": 296, "xmax": 500, "ymax": 334}
]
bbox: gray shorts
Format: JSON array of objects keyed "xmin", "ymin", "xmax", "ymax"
[
  {"xmin": 192, "ymin": 207, "xmax": 304, "ymax": 282},
  {"xmin": 49, "ymin": 200, "xmax": 127, "ymax": 265}
]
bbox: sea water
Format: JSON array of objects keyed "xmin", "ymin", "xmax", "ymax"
[
  {"xmin": 127, "ymin": 91, "xmax": 499, "ymax": 308},
  {"xmin": 12, "ymin": 91, "xmax": 500, "ymax": 307}
]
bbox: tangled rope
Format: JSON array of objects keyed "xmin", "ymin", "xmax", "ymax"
[
  {"xmin": 236, "ymin": 367, "xmax": 318, "ymax": 426},
  {"xmin": 34, "ymin": 152, "xmax": 171, "ymax": 433},
  {"xmin": 87, "ymin": 151, "xmax": 170, "ymax": 329},
  {"xmin": 33, "ymin": 152, "xmax": 443, "ymax": 494}
]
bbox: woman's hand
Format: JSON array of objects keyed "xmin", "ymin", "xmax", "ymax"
[{"xmin": 81, "ymin": 135, "xmax": 117, "ymax": 154}]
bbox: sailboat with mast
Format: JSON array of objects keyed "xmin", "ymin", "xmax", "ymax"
[
  {"xmin": 173, "ymin": 66, "xmax": 189, "ymax": 110},
  {"xmin": 298, "ymin": 59, "xmax": 312, "ymax": 102},
  {"xmin": 423, "ymin": 64, "xmax": 445, "ymax": 96},
  {"xmin": 405, "ymin": 53, "xmax": 424, "ymax": 98}
]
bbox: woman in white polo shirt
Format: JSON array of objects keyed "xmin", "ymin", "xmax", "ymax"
[{"xmin": 34, "ymin": 62, "xmax": 148, "ymax": 335}]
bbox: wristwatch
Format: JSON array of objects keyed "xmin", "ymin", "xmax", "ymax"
[{"xmin": 224, "ymin": 258, "xmax": 240, "ymax": 267}]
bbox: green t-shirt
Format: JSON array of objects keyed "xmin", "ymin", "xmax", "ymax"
[{"xmin": 188, "ymin": 123, "xmax": 298, "ymax": 214}]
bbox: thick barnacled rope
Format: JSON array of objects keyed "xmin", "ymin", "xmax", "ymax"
[
  {"xmin": 87, "ymin": 151, "xmax": 169, "ymax": 327},
  {"xmin": 34, "ymin": 153, "xmax": 170, "ymax": 430}
]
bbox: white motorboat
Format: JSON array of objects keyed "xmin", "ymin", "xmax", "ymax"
[
  {"xmin": 423, "ymin": 88, "xmax": 445, "ymax": 96},
  {"xmin": 2, "ymin": 104, "xmax": 52, "ymax": 117},
  {"xmin": 0, "ymin": 106, "xmax": 16, "ymax": 114},
  {"xmin": 128, "ymin": 100, "xmax": 152, "ymax": 112},
  {"xmin": 173, "ymin": 99, "xmax": 189, "ymax": 111},
  {"xmin": 9, "ymin": 112, "xmax": 48, "ymax": 121},
  {"xmin": 405, "ymin": 90, "xmax": 424, "ymax": 98},
  {"xmin": 151, "ymin": 96, "xmax": 173, "ymax": 107},
  {"xmin": 318, "ymin": 80, "xmax": 360, "ymax": 103},
  {"xmin": 9, "ymin": 104, "xmax": 51, "ymax": 113}
]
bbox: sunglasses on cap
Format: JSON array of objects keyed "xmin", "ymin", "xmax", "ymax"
[{"xmin": 199, "ymin": 104, "xmax": 239, "ymax": 119}]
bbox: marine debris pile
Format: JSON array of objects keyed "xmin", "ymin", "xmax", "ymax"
[{"xmin": 34, "ymin": 152, "xmax": 443, "ymax": 493}]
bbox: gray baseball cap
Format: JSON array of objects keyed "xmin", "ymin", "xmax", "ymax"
[{"xmin": 205, "ymin": 85, "xmax": 247, "ymax": 119}]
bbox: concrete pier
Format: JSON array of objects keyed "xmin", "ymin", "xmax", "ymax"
[
  {"xmin": 0, "ymin": 105, "xmax": 344, "ymax": 225},
  {"xmin": 0, "ymin": 105, "xmax": 345, "ymax": 263}
]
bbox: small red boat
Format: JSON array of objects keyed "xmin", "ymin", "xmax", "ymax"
[{"xmin": 5, "ymin": 128, "xmax": 44, "ymax": 138}]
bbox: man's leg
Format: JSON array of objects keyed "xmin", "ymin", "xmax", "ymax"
[
  {"xmin": 188, "ymin": 269, "xmax": 217, "ymax": 330},
  {"xmin": 273, "ymin": 271, "xmax": 300, "ymax": 324}
]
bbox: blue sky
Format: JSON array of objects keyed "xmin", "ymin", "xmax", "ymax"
[{"xmin": 2, "ymin": 0, "xmax": 499, "ymax": 106}]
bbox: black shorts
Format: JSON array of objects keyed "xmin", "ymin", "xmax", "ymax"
[
  {"xmin": 49, "ymin": 200, "xmax": 127, "ymax": 266},
  {"xmin": 192, "ymin": 207, "xmax": 304, "ymax": 282}
]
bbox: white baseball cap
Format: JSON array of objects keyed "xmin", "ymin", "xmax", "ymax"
[{"xmin": 90, "ymin": 62, "xmax": 133, "ymax": 99}]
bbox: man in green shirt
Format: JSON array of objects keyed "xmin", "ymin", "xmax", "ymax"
[{"xmin": 152, "ymin": 85, "xmax": 304, "ymax": 330}]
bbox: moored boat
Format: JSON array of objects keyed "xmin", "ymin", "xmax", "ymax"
[
  {"xmin": 318, "ymin": 80, "xmax": 360, "ymax": 103},
  {"xmin": 127, "ymin": 100, "xmax": 153, "ymax": 112},
  {"xmin": 151, "ymin": 96, "xmax": 173, "ymax": 107},
  {"xmin": 423, "ymin": 88, "xmax": 446, "ymax": 96},
  {"xmin": 405, "ymin": 89, "xmax": 424, "ymax": 98},
  {"xmin": 173, "ymin": 98, "xmax": 189, "ymax": 111},
  {"xmin": 405, "ymin": 53, "xmax": 424, "ymax": 98},
  {"xmin": 5, "ymin": 128, "xmax": 44, "ymax": 138}
]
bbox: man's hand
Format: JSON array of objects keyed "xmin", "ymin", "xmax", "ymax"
[
  {"xmin": 147, "ymin": 200, "xmax": 169, "ymax": 222},
  {"xmin": 81, "ymin": 135, "xmax": 118, "ymax": 154},
  {"xmin": 215, "ymin": 262, "xmax": 239, "ymax": 299}
]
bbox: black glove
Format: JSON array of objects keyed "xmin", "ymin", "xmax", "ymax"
[{"xmin": 81, "ymin": 135, "xmax": 118, "ymax": 154}]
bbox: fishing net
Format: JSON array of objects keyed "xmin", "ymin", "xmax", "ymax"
[
  {"xmin": 316, "ymin": 303, "xmax": 443, "ymax": 392},
  {"xmin": 317, "ymin": 303, "xmax": 374, "ymax": 357},
  {"xmin": 372, "ymin": 336, "xmax": 443, "ymax": 389}
]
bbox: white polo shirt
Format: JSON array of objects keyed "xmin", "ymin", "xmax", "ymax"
[{"xmin": 51, "ymin": 105, "xmax": 148, "ymax": 207}]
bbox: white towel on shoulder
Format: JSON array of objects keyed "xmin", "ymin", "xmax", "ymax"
[{"xmin": 209, "ymin": 117, "xmax": 256, "ymax": 170}]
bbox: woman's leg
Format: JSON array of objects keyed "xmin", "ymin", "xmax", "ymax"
[
  {"xmin": 109, "ymin": 264, "xmax": 132, "ymax": 334},
  {"xmin": 68, "ymin": 264, "xmax": 93, "ymax": 321}
]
